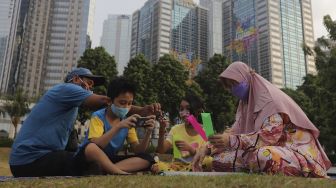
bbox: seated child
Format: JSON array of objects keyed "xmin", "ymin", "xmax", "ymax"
[
  {"xmin": 152, "ymin": 94, "xmax": 212, "ymax": 173},
  {"xmin": 79, "ymin": 77, "xmax": 156, "ymax": 174}
]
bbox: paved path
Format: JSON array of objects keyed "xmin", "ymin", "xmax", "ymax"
[{"xmin": 328, "ymin": 167, "xmax": 336, "ymax": 174}]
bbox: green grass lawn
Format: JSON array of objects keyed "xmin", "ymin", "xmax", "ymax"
[
  {"xmin": 0, "ymin": 148, "xmax": 11, "ymax": 176},
  {"xmin": 1, "ymin": 148, "xmax": 335, "ymax": 188},
  {"xmin": 0, "ymin": 174, "xmax": 335, "ymax": 188}
]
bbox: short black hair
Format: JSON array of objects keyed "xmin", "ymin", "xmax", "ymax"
[
  {"xmin": 107, "ymin": 76, "xmax": 136, "ymax": 100},
  {"xmin": 182, "ymin": 93, "xmax": 204, "ymax": 115}
]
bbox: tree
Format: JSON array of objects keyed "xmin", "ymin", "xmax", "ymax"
[
  {"xmin": 151, "ymin": 54, "xmax": 189, "ymax": 120},
  {"xmin": 281, "ymin": 88, "xmax": 313, "ymax": 122},
  {"xmin": 3, "ymin": 89, "xmax": 30, "ymax": 139},
  {"xmin": 311, "ymin": 16, "xmax": 336, "ymax": 158},
  {"xmin": 77, "ymin": 47, "xmax": 118, "ymax": 124},
  {"xmin": 185, "ymin": 80, "xmax": 204, "ymax": 100},
  {"xmin": 77, "ymin": 47, "xmax": 118, "ymax": 95},
  {"xmin": 295, "ymin": 15, "xmax": 336, "ymax": 163},
  {"xmin": 123, "ymin": 54, "xmax": 158, "ymax": 105},
  {"xmin": 195, "ymin": 54, "xmax": 237, "ymax": 132}
]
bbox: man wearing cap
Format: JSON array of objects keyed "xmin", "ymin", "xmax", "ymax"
[{"xmin": 9, "ymin": 68, "xmax": 160, "ymax": 177}]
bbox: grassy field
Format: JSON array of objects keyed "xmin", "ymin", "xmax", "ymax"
[
  {"xmin": 0, "ymin": 174, "xmax": 335, "ymax": 188},
  {"xmin": 1, "ymin": 148, "xmax": 335, "ymax": 188},
  {"xmin": 0, "ymin": 148, "xmax": 11, "ymax": 176}
]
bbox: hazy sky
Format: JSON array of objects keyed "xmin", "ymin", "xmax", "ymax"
[{"xmin": 92, "ymin": 0, "xmax": 336, "ymax": 47}]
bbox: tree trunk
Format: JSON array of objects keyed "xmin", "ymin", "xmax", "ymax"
[
  {"xmin": 14, "ymin": 124, "xmax": 17, "ymax": 139},
  {"xmin": 11, "ymin": 116, "xmax": 20, "ymax": 139}
]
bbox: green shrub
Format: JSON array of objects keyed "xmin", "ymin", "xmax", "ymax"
[
  {"xmin": 0, "ymin": 138, "xmax": 13, "ymax": 147},
  {"xmin": 328, "ymin": 153, "xmax": 336, "ymax": 165}
]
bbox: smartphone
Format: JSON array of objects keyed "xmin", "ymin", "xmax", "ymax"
[{"xmin": 136, "ymin": 117, "xmax": 150, "ymax": 127}]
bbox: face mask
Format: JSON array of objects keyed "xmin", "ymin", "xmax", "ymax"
[
  {"xmin": 232, "ymin": 81, "xmax": 249, "ymax": 101},
  {"xmin": 111, "ymin": 104, "xmax": 129, "ymax": 119},
  {"xmin": 179, "ymin": 110, "xmax": 190, "ymax": 120},
  {"xmin": 179, "ymin": 110, "xmax": 190, "ymax": 123},
  {"xmin": 78, "ymin": 77, "xmax": 91, "ymax": 91}
]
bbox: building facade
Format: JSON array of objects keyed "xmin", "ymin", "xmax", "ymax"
[
  {"xmin": 100, "ymin": 15, "xmax": 132, "ymax": 74},
  {"xmin": 17, "ymin": 0, "xmax": 95, "ymax": 97},
  {"xmin": 200, "ymin": 0, "xmax": 224, "ymax": 58},
  {"xmin": 43, "ymin": 0, "xmax": 95, "ymax": 91},
  {"xmin": 6, "ymin": 0, "xmax": 31, "ymax": 95},
  {"xmin": 0, "ymin": 0, "xmax": 21, "ymax": 94},
  {"xmin": 223, "ymin": 0, "xmax": 315, "ymax": 88},
  {"xmin": 171, "ymin": 0, "xmax": 208, "ymax": 63},
  {"xmin": 131, "ymin": 0, "xmax": 208, "ymax": 66},
  {"xmin": 223, "ymin": 0, "xmax": 259, "ymax": 74},
  {"xmin": 131, "ymin": 0, "xmax": 172, "ymax": 63}
]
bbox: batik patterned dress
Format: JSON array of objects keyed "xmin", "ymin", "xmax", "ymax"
[{"xmin": 212, "ymin": 113, "xmax": 328, "ymax": 177}]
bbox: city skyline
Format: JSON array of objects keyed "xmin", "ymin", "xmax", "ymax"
[
  {"xmin": 92, "ymin": 0, "xmax": 336, "ymax": 47},
  {"xmin": 0, "ymin": 0, "xmax": 329, "ymax": 96}
]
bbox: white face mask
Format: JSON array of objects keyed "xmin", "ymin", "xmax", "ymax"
[
  {"xmin": 179, "ymin": 109, "xmax": 190, "ymax": 122},
  {"xmin": 78, "ymin": 77, "xmax": 91, "ymax": 91},
  {"xmin": 68, "ymin": 76, "xmax": 93, "ymax": 92}
]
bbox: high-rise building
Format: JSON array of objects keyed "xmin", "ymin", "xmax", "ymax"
[
  {"xmin": 100, "ymin": 15, "xmax": 132, "ymax": 74},
  {"xmin": 222, "ymin": 0, "xmax": 259, "ymax": 74},
  {"xmin": 131, "ymin": 0, "xmax": 172, "ymax": 63},
  {"xmin": 171, "ymin": 0, "xmax": 208, "ymax": 64},
  {"xmin": 200, "ymin": 0, "xmax": 224, "ymax": 58},
  {"xmin": 130, "ymin": 10, "xmax": 140, "ymax": 59},
  {"xmin": 6, "ymin": 0, "xmax": 30, "ymax": 95},
  {"xmin": 131, "ymin": 0, "xmax": 208, "ymax": 65},
  {"xmin": 223, "ymin": 0, "xmax": 315, "ymax": 89},
  {"xmin": 86, "ymin": 0, "xmax": 95, "ymax": 42},
  {"xmin": 17, "ymin": 0, "xmax": 95, "ymax": 97},
  {"xmin": 0, "ymin": 0, "xmax": 21, "ymax": 94},
  {"xmin": 195, "ymin": 5, "xmax": 208, "ymax": 64},
  {"xmin": 81, "ymin": 0, "xmax": 96, "ymax": 51}
]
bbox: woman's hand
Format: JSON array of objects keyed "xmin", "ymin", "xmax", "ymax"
[
  {"xmin": 224, "ymin": 127, "xmax": 233, "ymax": 134},
  {"xmin": 175, "ymin": 141, "xmax": 195, "ymax": 154},
  {"xmin": 192, "ymin": 145, "xmax": 209, "ymax": 172},
  {"xmin": 208, "ymin": 133, "xmax": 230, "ymax": 150},
  {"xmin": 117, "ymin": 114, "xmax": 140, "ymax": 129}
]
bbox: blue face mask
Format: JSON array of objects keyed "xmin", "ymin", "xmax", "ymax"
[
  {"xmin": 111, "ymin": 104, "xmax": 129, "ymax": 119},
  {"xmin": 232, "ymin": 81, "xmax": 250, "ymax": 101}
]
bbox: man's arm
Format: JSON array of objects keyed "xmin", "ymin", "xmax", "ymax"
[
  {"xmin": 128, "ymin": 103, "xmax": 161, "ymax": 117},
  {"xmin": 82, "ymin": 94, "xmax": 111, "ymax": 110}
]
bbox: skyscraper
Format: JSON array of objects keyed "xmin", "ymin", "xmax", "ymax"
[
  {"xmin": 43, "ymin": 0, "xmax": 95, "ymax": 91},
  {"xmin": 100, "ymin": 15, "xmax": 132, "ymax": 74},
  {"xmin": 200, "ymin": 0, "xmax": 225, "ymax": 57},
  {"xmin": 223, "ymin": 0, "xmax": 315, "ymax": 88},
  {"xmin": 223, "ymin": 0, "xmax": 259, "ymax": 74},
  {"xmin": 17, "ymin": 0, "xmax": 95, "ymax": 97},
  {"xmin": 130, "ymin": 10, "xmax": 140, "ymax": 59},
  {"xmin": 171, "ymin": 0, "xmax": 208, "ymax": 64},
  {"xmin": 131, "ymin": 0, "xmax": 172, "ymax": 63},
  {"xmin": 6, "ymin": 0, "xmax": 30, "ymax": 95},
  {"xmin": 0, "ymin": 0, "xmax": 20, "ymax": 94},
  {"xmin": 131, "ymin": 0, "xmax": 208, "ymax": 66}
]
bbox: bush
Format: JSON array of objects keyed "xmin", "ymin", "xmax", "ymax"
[
  {"xmin": 0, "ymin": 138, "xmax": 13, "ymax": 147},
  {"xmin": 328, "ymin": 153, "xmax": 336, "ymax": 166}
]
